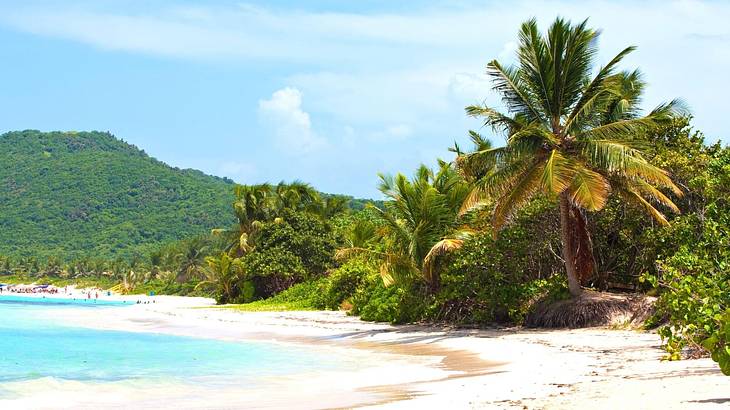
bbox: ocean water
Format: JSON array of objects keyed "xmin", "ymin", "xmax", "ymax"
[{"xmin": 0, "ymin": 295, "xmax": 343, "ymax": 387}]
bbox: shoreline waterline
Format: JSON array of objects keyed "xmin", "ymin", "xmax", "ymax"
[{"xmin": 2, "ymin": 292, "xmax": 727, "ymax": 409}]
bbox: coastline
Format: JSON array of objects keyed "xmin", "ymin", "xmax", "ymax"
[
  {"xmin": 21, "ymin": 292, "xmax": 726, "ymax": 409},
  {"xmin": 4, "ymin": 289, "xmax": 730, "ymax": 409}
]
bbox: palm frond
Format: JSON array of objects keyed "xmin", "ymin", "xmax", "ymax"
[
  {"xmin": 465, "ymin": 105, "xmax": 524, "ymax": 134},
  {"xmin": 540, "ymin": 149, "xmax": 576, "ymax": 194},
  {"xmin": 619, "ymin": 188, "xmax": 670, "ymax": 226},
  {"xmin": 564, "ymin": 46, "xmax": 636, "ymax": 132},
  {"xmin": 566, "ymin": 166, "xmax": 610, "ymax": 211},
  {"xmin": 422, "ymin": 234, "xmax": 469, "ymax": 284},
  {"xmin": 626, "ymin": 178, "xmax": 680, "ymax": 213},
  {"xmin": 582, "ymin": 99, "xmax": 689, "ymax": 141},
  {"xmin": 493, "ymin": 158, "xmax": 546, "ymax": 230},
  {"xmin": 486, "ymin": 60, "xmax": 545, "ymax": 123}
]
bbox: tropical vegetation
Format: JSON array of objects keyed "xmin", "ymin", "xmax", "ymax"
[{"xmin": 1, "ymin": 18, "xmax": 728, "ymax": 375}]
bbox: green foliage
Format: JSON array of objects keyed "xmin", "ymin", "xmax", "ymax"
[
  {"xmin": 0, "ymin": 130, "xmax": 235, "ymax": 260},
  {"xmin": 432, "ymin": 199, "xmax": 565, "ymax": 324},
  {"xmin": 225, "ymin": 278, "xmax": 329, "ymax": 311},
  {"xmin": 196, "ymin": 253, "xmax": 246, "ymax": 304},
  {"xmin": 230, "ymin": 209, "xmax": 339, "ymax": 298},
  {"xmin": 338, "ymin": 162, "xmax": 471, "ymax": 288},
  {"xmin": 641, "ymin": 142, "xmax": 730, "ymax": 375},
  {"xmin": 351, "ymin": 277, "xmax": 430, "ymax": 324},
  {"xmin": 320, "ymin": 259, "xmax": 371, "ymax": 309}
]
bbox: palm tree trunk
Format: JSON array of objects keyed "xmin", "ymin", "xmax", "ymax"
[
  {"xmin": 559, "ymin": 193, "xmax": 582, "ymax": 296},
  {"xmin": 569, "ymin": 202, "xmax": 597, "ymax": 287},
  {"xmin": 559, "ymin": 192, "xmax": 597, "ymax": 296}
]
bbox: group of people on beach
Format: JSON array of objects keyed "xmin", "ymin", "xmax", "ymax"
[
  {"xmin": 0, "ymin": 284, "xmax": 59, "ymax": 294},
  {"xmin": 0, "ymin": 285, "xmax": 106, "ymax": 301}
]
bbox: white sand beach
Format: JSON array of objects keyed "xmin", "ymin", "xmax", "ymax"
[{"xmin": 11, "ymin": 292, "xmax": 721, "ymax": 409}]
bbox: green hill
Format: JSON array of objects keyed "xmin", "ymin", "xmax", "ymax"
[{"xmin": 0, "ymin": 130, "xmax": 236, "ymax": 260}]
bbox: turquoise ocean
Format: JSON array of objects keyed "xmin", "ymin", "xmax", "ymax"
[{"xmin": 0, "ymin": 295, "xmax": 345, "ymax": 391}]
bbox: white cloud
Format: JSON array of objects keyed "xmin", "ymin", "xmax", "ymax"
[{"xmin": 257, "ymin": 87, "xmax": 326, "ymax": 154}]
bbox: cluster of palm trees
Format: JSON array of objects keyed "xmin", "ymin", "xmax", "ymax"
[
  {"xmin": 0, "ymin": 254, "xmax": 142, "ymax": 279},
  {"xmin": 195, "ymin": 182, "xmax": 350, "ymax": 302},
  {"xmin": 338, "ymin": 18, "xmax": 684, "ymax": 298},
  {"xmin": 212, "ymin": 181, "xmax": 348, "ymax": 257}
]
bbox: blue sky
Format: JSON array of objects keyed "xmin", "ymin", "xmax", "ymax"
[{"xmin": 0, "ymin": 1, "xmax": 728, "ymax": 198}]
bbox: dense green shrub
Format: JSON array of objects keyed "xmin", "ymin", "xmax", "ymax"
[
  {"xmin": 644, "ymin": 206, "xmax": 730, "ymax": 374},
  {"xmin": 643, "ymin": 142, "xmax": 730, "ymax": 375},
  {"xmin": 230, "ymin": 278, "xmax": 329, "ymax": 311},
  {"xmin": 350, "ymin": 276, "xmax": 431, "ymax": 323},
  {"xmin": 429, "ymin": 199, "xmax": 564, "ymax": 324},
  {"xmin": 242, "ymin": 209, "xmax": 338, "ymax": 298},
  {"xmin": 321, "ymin": 259, "xmax": 371, "ymax": 309}
]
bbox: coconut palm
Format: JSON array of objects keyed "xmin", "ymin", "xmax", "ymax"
[
  {"xmin": 174, "ymin": 236, "xmax": 209, "ymax": 282},
  {"xmin": 310, "ymin": 195, "xmax": 350, "ymax": 219},
  {"xmin": 196, "ymin": 253, "xmax": 245, "ymax": 304},
  {"xmin": 338, "ymin": 162, "xmax": 472, "ymax": 289},
  {"xmin": 214, "ymin": 182, "xmax": 338, "ymax": 256},
  {"xmin": 213, "ymin": 183, "xmax": 272, "ymax": 256},
  {"xmin": 273, "ymin": 181, "xmax": 320, "ymax": 212},
  {"xmin": 343, "ymin": 218, "xmax": 378, "ymax": 248},
  {"xmin": 458, "ymin": 18, "xmax": 685, "ymax": 296}
]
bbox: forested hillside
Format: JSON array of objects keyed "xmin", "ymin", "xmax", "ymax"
[{"xmin": 0, "ymin": 130, "xmax": 236, "ymax": 259}]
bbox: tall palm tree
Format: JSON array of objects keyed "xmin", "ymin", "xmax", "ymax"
[
  {"xmin": 338, "ymin": 162, "xmax": 472, "ymax": 289},
  {"xmin": 459, "ymin": 18, "xmax": 685, "ymax": 296}
]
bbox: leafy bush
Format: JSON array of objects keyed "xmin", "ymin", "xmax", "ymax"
[
  {"xmin": 642, "ymin": 142, "xmax": 730, "ymax": 375},
  {"xmin": 350, "ymin": 274, "xmax": 431, "ymax": 323},
  {"xmin": 321, "ymin": 259, "xmax": 371, "ymax": 309},
  {"xmin": 643, "ymin": 203, "xmax": 730, "ymax": 375},
  {"xmin": 229, "ymin": 278, "xmax": 329, "ymax": 311},
  {"xmin": 429, "ymin": 199, "xmax": 565, "ymax": 324},
  {"xmin": 243, "ymin": 210, "xmax": 339, "ymax": 298}
]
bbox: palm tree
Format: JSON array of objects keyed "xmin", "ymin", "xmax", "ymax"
[
  {"xmin": 458, "ymin": 18, "xmax": 685, "ymax": 296},
  {"xmin": 196, "ymin": 253, "xmax": 245, "ymax": 304},
  {"xmin": 311, "ymin": 195, "xmax": 350, "ymax": 219},
  {"xmin": 174, "ymin": 236, "xmax": 209, "ymax": 282},
  {"xmin": 343, "ymin": 218, "xmax": 378, "ymax": 248},
  {"xmin": 214, "ymin": 182, "xmax": 338, "ymax": 256},
  {"xmin": 273, "ymin": 181, "xmax": 321, "ymax": 213},
  {"xmin": 338, "ymin": 162, "xmax": 472, "ymax": 289},
  {"xmin": 213, "ymin": 183, "xmax": 272, "ymax": 256}
]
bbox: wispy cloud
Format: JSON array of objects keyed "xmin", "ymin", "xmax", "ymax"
[
  {"xmin": 0, "ymin": 0, "xmax": 728, "ymax": 196},
  {"xmin": 3, "ymin": 1, "xmax": 728, "ymax": 65}
]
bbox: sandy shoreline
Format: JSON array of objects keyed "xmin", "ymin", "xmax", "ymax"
[{"xmin": 3, "ymin": 292, "xmax": 728, "ymax": 409}]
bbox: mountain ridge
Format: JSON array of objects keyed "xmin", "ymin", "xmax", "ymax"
[
  {"xmin": 0, "ymin": 130, "xmax": 236, "ymax": 260},
  {"xmin": 0, "ymin": 130, "xmax": 380, "ymax": 261}
]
